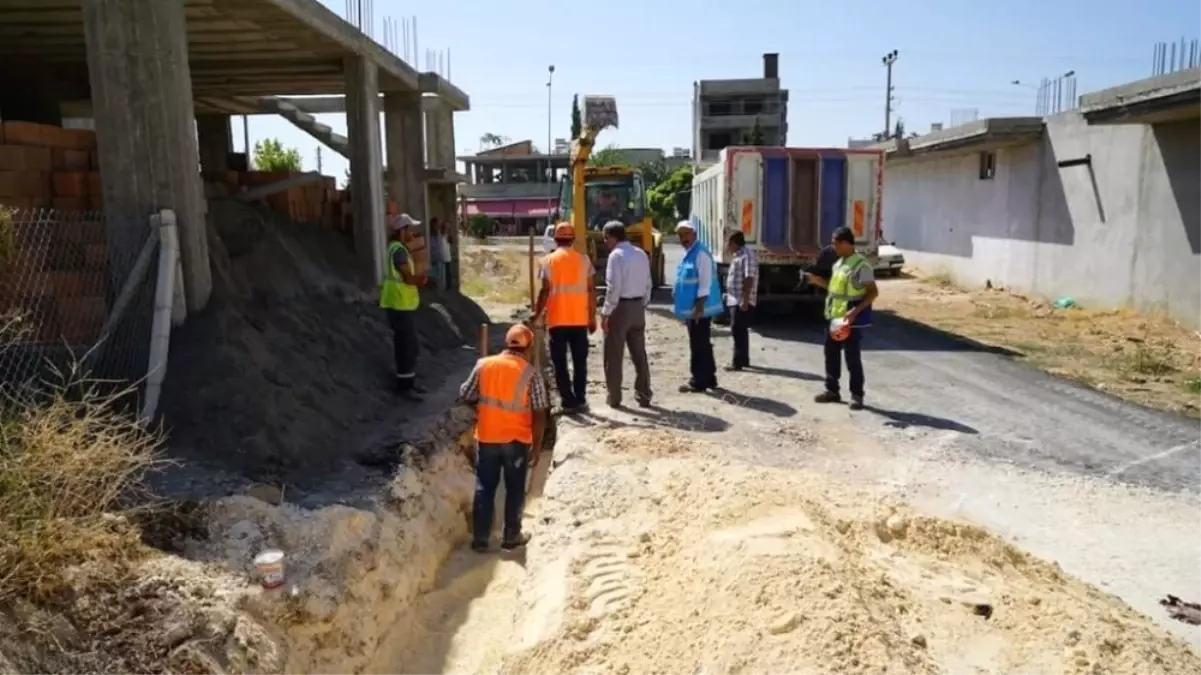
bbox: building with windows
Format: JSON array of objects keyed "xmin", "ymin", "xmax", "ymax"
[
  {"xmin": 692, "ymin": 53, "xmax": 789, "ymax": 168},
  {"xmin": 459, "ymin": 140, "xmax": 566, "ymax": 234}
]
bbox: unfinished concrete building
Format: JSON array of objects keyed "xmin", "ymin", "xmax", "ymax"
[{"xmin": 692, "ymin": 53, "xmax": 789, "ymax": 168}]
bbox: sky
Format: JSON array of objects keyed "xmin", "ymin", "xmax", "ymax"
[{"xmin": 237, "ymin": 0, "xmax": 1201, "ymax": 184}]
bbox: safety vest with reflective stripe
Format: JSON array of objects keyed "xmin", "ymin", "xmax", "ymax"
[
  {"xmin": 824, "ymin": 253, "xmax": 873, "ymax": 326},
  {"xmin": 544, "ymin": 247, "xmax": 591, "ymax": 328},
  {"xmin": 475, "ymin": 352, "xmax": 536, "ymax": 444},
  {"xmin": 380, "ymin": 241, "xmax": 420, "ymax": 311}
]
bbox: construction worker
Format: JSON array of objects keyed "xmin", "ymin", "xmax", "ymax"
[
  {"xmin": 458, "ymin": 324, "xmax": 550, "ymax": 552},
  {"xmin": 534, "ymin": 222, "xmax": 596, "ymax": 412},
  {"xmin": 673, "ymin": 220, "xmax": 723, "ymax": 392},
  {"xmin": 805, "ymin": 226, "xmax": 878, "ymax": 410},
  {"xmin": 381, "ymin": 213, "xmax": 428, "ymax": 400}
]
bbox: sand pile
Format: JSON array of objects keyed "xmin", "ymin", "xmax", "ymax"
[
  {"xmin": 160, "ymin": 201, "xmax": 488, "ymax": 483},
  {"xmin": 501, "ymin": 428, "xmax": 1201, "ymax": 675}
]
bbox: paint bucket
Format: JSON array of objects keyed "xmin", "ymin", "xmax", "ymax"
[{"xmin": 254, "ymin": 549, "xmax": 285, "ymax": 589}]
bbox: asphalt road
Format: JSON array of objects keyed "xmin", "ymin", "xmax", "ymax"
[{"xmin": 654, "ymin": 242, "xmax": 1200, "ymax": 495}]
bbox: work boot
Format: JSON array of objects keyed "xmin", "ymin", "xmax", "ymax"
[
  {"xmin": 679, "ymin": 382, "xmax": 705, "ymax": 393},
  {"xmin": 470, "ymin": 540, "xmax": 489, "ymax": 553},
  {"xmin": 814, "ymin": 390, "xmax": 842, "ymax": 404},
  {"xmin": 636, "ymin": 397, "xmax": 653, "ymax": 409},
  {"xmin": 501, "ymin": 533, "xmax": 531, "ymax": 550},
  {"xmin": 394, "ymin": 381, "xmax": 424, "ymax": 401},
  {"xmin": 849, "ymin": 395, "xmax": 865, "ymax": 411}
]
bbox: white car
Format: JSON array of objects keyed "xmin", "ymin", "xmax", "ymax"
[{"xmin": 874, "ymin": 243, "xmax": 904, "ymax": 277}]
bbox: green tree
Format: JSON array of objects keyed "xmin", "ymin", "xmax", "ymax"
[
  {"xmin": 467, "ymin": 213, "xmax": 493, "ymax": 239},
  {"xmin": 479, "ymin": 133, "xmax": 508, "ymax": 149},
  {"xmin": 570, "ymin": 94, "xmax": 582, "ymax": 140},
  {"xmin": 588, "ymin": 144, "xmax": 626, "ymax": 167},
  {"xmin": 646, "ymin": 165, "xmax": 693, "ymax": 230},
  {"xmin": 253, "ymin": 138, "xmax": 303, "ymax": 172},
  {"xmin": 638, "ymin": 159, "xmax": 669, "ymax": 189},
  {"xmin": 741, "ymin": 117, "xmax": 766, "ymax": 145}
]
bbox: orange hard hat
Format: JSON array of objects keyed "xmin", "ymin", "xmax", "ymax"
[
  {"xmin": 505, "ymin": 324, "xmax": 534, "ymax": 349},
  {"xmin": 828, "ymin": 318, "xmax": 851, "ymax": 342},
  {"xmin": 553, "ymin": 222, "xmax": 575, "ymax": 240}
]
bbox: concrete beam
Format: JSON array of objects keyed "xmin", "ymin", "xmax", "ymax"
[
  {"xmin": 275, "ymin": 89, "xmax": 470, "ymax": 115},
  {"xmin": 83, "ymin": 0, "xmax": 211, "ymax": 313},
  {"xmin": 417, "ymin": 73, "xmax": 471, "ymax": 111},
  {"xmin": 423, "ymin": 97, "xmax": 456, "ymax": 173},
  {"xmin": 384, "ymin": 92, "xmax": 426, "ymax": 227},
  {"xmin": 876, "ymin": 117, "xmax": 1045, "ymax": 158},
  {"xmin": 261, "ymin": 0, "xmax": 421, "ymax": 92},
  {"xmin": 344, "ymin": 55, "xmax": 386, "ymax": 282},
  {"xmin": 1079, "ymin": 68, "xmax": 1201, "ymax": 125}
]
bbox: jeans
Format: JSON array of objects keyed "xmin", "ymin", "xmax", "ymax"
[
  {"xmin": 729, "ymin": 305, "xmax": 753, "ymax": 368},
  {"xmin": 549, "ymin": 326, "xmax": 589, "ymax": 407},
  {"xmin": 472, "ymin": 441, "xmax": 530, "ymax": 544},
  {"xmin": 686, "ymin": 317, "xmax": 717, "ymax": 388},
  {"xmin": 386, "ymin": 309, "xmax": 419, "ymax": 389},
  {"xmin": 824, "ymin": 327, "xmax": 865, "ymax": 398}
]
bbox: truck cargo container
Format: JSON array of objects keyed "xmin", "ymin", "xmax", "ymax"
[{"xmin": 690, "ymin": 145, "xmax": 884, "ymax": 307}]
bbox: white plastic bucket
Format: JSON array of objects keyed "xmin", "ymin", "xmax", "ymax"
[{"xmin": 254, "ymin": 549, "xmax": 285, "ymax": 589}]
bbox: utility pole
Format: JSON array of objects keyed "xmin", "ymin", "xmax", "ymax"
[
  {"xmin": 882, "ymin": 50, "xmax": 899, "ymax": 139},
  {"xmin": 546, "ymin": 64, "xmax": 555, "ymax": 226},
  {"xmin": 316, "ymin": 147, "xmax": 323, "ymax": 174}
]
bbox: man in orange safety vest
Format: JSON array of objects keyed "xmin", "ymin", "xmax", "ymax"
[
  {"xmin": 534, "ymin": 222, "xmax": 596, "ymax": 412},
  {"xmin": 458, "ymin": 324, "xmax": 550, "ymax": 553}
]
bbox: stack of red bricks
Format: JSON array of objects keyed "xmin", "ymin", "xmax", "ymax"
[
  {"xmin": 0, "ymin": 121, "xmax": 110, "ymax": 345},
  {"xmin": 205, "ymin": 170, "xmax": 349, "ymax": 230},
  {"xmin": 0, "ymin": 120, "xmax": 102, "ymax": 211}
]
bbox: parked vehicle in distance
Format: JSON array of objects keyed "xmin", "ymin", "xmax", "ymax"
[
  {"xmin": 874, "ymin": 243, "xmax": 904, "ymax": 277},
  {"xmin": 542, "ymin": 224, "xmax": 556, "ymax": 253},
  {"xmin": 691, "ymin": 146, "xmax": 885, "ymax": 310}
]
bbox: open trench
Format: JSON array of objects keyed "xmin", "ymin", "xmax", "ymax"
[{"xmin": 182, "ymin": 399, "xmax": 1201, "ymax": 675}]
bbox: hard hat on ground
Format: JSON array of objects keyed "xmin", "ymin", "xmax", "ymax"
[
  {"xmin": 505, "ymin": 324, "xmax": 534, "ymax": 349},
  {"xmin": 553, "ymin": 222, "xmax": 575, "ymax": 240},
  {"xmin": 828, "ymin": 318, "xmax": 851, "ymax": 342}
]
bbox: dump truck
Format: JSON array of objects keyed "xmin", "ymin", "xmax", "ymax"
[
  {"xmin": 691, "ymin": 145, "xmax": 884, "ymax": 308},
  {"xmin": 552, "ymin": 96, "xmax": 666, "ymax": 288}
]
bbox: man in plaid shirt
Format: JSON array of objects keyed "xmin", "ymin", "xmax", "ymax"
[{"xmin": 724, "ymin": 231, "xmax": 758, "ymax": 370}]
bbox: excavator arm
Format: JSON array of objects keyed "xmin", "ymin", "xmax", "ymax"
[{"xmin": 569, "ymin": 96, "xmax": 619, "ymax": 256}]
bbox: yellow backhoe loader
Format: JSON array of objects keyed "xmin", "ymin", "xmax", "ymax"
[{"xmin": 553, "ymin": 96, "xmax": 665, "ymax": 288}]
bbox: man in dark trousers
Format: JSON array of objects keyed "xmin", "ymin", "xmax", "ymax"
[
  {"xmin": 804, "ymin": 227, "xmax": 878, "ymax": 410},
  {"xmin": 380, "ymin": 213, "xmax": 428, "ymax": 400},
  {"xmin": 723, "ymin": 231, "xmax": 758, "ymax": 371}
]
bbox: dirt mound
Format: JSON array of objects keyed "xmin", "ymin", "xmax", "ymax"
[
  {"xmin": 159, "ymin": 201, "xmax": 488, "ymax": 483},
  {"xmin": 503, "ymin": 450, "xmax": 1201, "ymax": 675}
]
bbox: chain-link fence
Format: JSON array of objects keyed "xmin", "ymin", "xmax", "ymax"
[{"xmin": 0, "ymin": 207, "xmax": 157, "ymax": 404}]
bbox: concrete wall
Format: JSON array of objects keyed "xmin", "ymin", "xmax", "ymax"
[{"xmin": 883, "ymin": 111, "xmax": 1200, "ymax": 328}]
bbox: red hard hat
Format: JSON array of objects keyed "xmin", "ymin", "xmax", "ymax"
[{"xmin": 553, "ymin": 222, "xmax": 575, "ymax": 240}]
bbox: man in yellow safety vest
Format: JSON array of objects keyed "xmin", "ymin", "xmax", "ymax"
[
  {"xmin": 380, "ymin": 213, "xmax": 428, "ymax": 400},
  {"xmin": 805, "ymin": 227, "xmax": 878, "ymax": 410}
]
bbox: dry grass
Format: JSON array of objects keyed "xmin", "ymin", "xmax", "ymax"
[
  {"xmin": 878, "ymin": 270, "xmax": 1201, "ymax": 417},
  {"xmin": 0, "ymin": 373, "xmax": 164, "ymax": 604},
  {"xmin": 460, "ymin": 244, "xmax": 540, "ymax": 308}
]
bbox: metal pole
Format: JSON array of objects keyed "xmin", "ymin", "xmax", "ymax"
[
  {"xmin": 881, "ymin": 50, "xmax": 898, "ymax": 138},
  {"xmin": 242, "ymin": 115, "xmax": 251, "ymax": 165},
  {"xmin": 547, "ymin": 64, "xmax": 555, "ymax": 225}
]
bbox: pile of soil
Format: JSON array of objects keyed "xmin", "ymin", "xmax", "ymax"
[{"xmin": 159, "ymin": 200, "xmax": 488, "ymax": 483}]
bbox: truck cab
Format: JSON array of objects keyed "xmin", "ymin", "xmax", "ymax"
[{"xmin": 555, "ymin": 166, "xmax": 665, "ymax": 288}]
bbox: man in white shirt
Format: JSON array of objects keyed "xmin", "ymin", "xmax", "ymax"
[{"xmin": 599, "ymin": 221, "xmax": 653, "ymax": 408}]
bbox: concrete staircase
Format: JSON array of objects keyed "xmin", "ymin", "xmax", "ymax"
[{"xmin": 248, "ymin": 96, "xmax": 350, "ymax": 159}]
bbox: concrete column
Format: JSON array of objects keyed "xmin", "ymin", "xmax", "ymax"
[
  {"xmin": 82, "ymin": 0, "xmax": 211, "ymax": 312},
  {"xmin": 384, "ymin": 92, "xmax": 426, "ymax": 229},
  {"xmin": 196, "ymin": 114, "xmax": 232, "ymax": 174},
  {"xmin": 422, "ymin": 98, "xmax": 456, "ymax": 172},
  {"xmin": 344, "ymin": 56, "xmax": 386, "ymax": 282}
]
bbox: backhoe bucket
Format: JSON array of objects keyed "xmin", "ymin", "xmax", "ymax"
[{"xmin": 581, "ymin": 96, "xmax": 619, "ymax": 131}]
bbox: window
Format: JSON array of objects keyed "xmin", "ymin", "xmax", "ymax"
[
  {"xmin": 978, "ymin": 151, "xmax": 996, "ymax": 180},
  {"xmin": 707, "ymin": 132, "xmax": 733, "ymax": 150},
  {"xmin": 707, "ymin": 100, "xmax": 732, "ymax": 116},
  {"xmin": 744, "ymin": 98, "xmax": 764, "ymax": 115}
]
